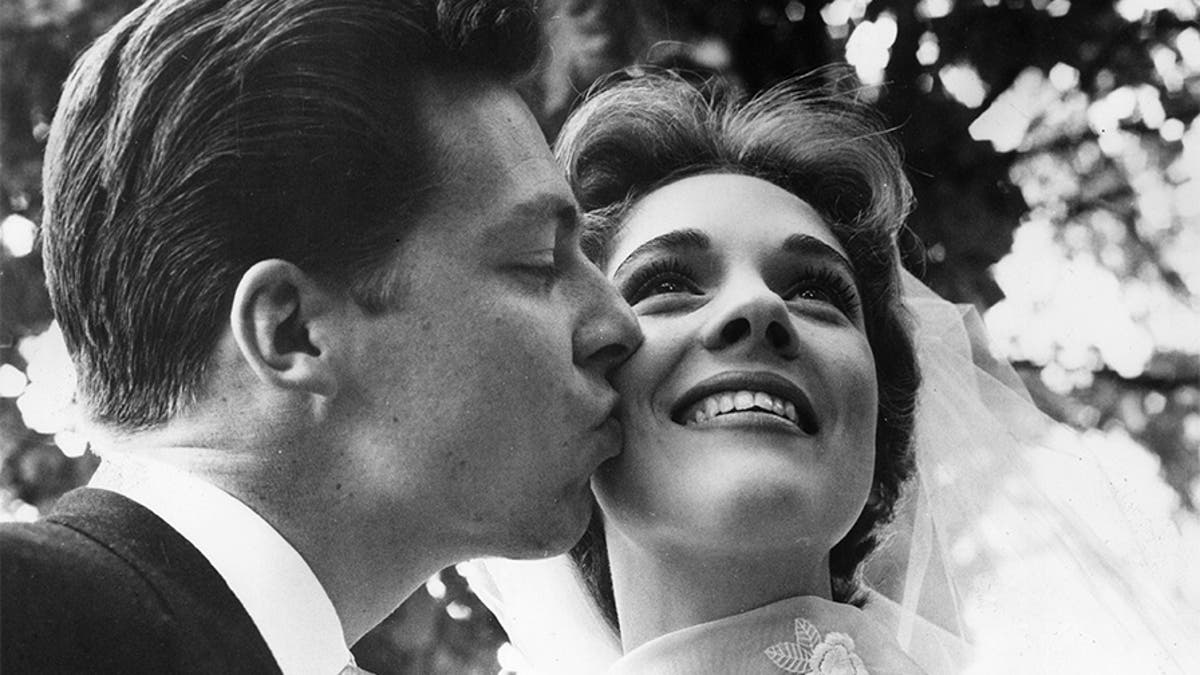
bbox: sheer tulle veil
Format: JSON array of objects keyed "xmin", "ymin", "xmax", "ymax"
[{"xmin": 467, "ymin": 271, "xmax": 1198, "ymax": 674}]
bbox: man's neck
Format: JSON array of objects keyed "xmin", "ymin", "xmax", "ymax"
[
  {"xmin": 95, "ymin": 439, "xmax": 446, "ymax": 645},
  {"xmin": 89, "ymin": 452, "xmax": 356, "ymax": 670}
]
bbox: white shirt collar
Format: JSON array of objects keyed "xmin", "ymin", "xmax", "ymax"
[{"xmin": 89, "ymin": 453, "xmax": 353, "ymax": 675}]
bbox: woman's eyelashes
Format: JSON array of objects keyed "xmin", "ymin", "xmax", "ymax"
[
  {"xmin": 783, "ymin": 267, "xmax": 861, "ymax": 318},
  {"xmin": 620, "ymin": 258, "xmax": 701, "ymax": 305},
  {"xmin": 620, "ymin": 257, "xmax": 861, "ymax": 319}
]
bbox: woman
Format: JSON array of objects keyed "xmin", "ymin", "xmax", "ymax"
[{"xmin": 474, "ymin": 71, "xmax": 1197, "ymax": 674}]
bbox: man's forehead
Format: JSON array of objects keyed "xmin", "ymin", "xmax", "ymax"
[
  {"xmin": 415, "ymin": 75, "xmax": 542, "ymax": 155},
  {"xmin": 405, "ymin": 74, "xmax": 578, "ymax": 240}
]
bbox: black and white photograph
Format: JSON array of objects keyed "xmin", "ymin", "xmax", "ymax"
[{"xmin": 1, "ymin": 1, "xmax": 1198, "ymax": 673}]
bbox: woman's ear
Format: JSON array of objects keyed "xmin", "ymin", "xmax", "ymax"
[{"xmin": 230, "ymin": 259, "xmax": 340, "ymax": 397}]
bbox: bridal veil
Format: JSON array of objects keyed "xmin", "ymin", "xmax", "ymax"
[{"xmin": 468, "ymin": 272, "xmax": 1198, "ymax": 674}]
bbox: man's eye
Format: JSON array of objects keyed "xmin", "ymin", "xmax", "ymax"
[
  {"xmin": 520, "ymin": 263, "xmax": 559, "ymax": 280},
  {"xmin": 508, "ymin": 256, "xmax": 561, "ymax": 291}
]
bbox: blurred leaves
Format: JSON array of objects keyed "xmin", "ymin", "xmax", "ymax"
[{"xmin": 353, "ymin": 566, "xmax": 508, "ymax": 674}]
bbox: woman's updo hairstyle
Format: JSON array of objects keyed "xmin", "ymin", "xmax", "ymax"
[{"xmin": 561, "ymin": 67, "xmax": 921, "ymax": 630}]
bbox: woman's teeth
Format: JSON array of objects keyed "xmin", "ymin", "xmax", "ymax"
[{"xmin": 687, "ymin": 390, "xmax": 798, "ymax": 426}]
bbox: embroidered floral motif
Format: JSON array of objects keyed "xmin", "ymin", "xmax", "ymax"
[{"xmin": 764, "ymin": 618, "xmax": 868, "ymax": 674}]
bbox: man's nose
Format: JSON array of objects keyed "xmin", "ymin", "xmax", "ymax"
[{"xmin": 573, "ymin": 268, "xmax": 642, "ymax": 375}]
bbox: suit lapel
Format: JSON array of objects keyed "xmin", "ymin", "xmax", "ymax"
[{"xmin": 48, "ymin": 487, "xmax": 283, "ymax": 674}]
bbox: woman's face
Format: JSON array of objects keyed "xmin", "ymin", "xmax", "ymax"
[{"xmin": 596, "ymin": 173, "xmax": 878, "ymax": 559}]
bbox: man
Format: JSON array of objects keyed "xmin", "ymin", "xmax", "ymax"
[{"xmin": 0, "ymin": 0, "xmax": 640, "ymax": 672}]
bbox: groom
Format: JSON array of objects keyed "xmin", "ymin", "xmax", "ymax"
[{"xmin": 0, "ymin": 0, "xmax": 640, "ymax": 672}]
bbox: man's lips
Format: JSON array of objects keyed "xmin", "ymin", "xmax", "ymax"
[
  {"xmin": 594, "ymin": 415, "xmax": 622, "ymax": 460},
  {"xmin": 670, "ymin": 371, "xmax": 818, "ymax": 435}
]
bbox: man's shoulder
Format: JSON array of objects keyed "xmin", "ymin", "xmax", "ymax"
[
  {"xmin": 0, "ymin": 489, "xmax": 282, "ymax": 673},
  {"xmin": 1, "ymin": 488, "xmax": 177, "ymax": 602},
  {"xmin": 1, "ymin": 501, "xmax": 178, "ymax": 671},
  {"xmin": 1, "ymin": 503, "xmax": 156, "ymax": 597}
]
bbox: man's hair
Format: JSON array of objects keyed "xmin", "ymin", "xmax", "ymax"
[
  {"xmin": 557, "ymin": 69, "xmax": 921, "ymax": 629},
  {"xmin": 40, "ymin": 0, "xmax": 540, "ymax": 430}
]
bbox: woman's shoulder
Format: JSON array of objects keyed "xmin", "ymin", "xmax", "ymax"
[{"xmin": 608, "ymin": 595, "xmax": 927, "ymax": 675}]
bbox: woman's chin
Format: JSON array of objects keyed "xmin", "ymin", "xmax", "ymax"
[
  {"xmin": 603, "ymin": 473, "xmax": 861, "ymax": 557},
  {"xmin": 595, "ymin": 419, "xmax": 872, "ymax": 559}
]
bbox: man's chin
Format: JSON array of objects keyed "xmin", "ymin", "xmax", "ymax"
[{"xmin": 501, "ymin": 492, "xmax": 594, "ymax": 560}]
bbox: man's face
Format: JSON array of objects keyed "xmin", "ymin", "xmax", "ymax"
[{"xmin": 330, "ymin": 78, "xmax": 639, "ymax": 560}]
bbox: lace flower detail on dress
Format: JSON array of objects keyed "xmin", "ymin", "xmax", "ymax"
[{"xmin": 763, "ymin": 618, "xmax": 869, "ymax": 674}]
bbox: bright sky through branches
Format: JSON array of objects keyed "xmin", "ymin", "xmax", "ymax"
[
  {"xmin": 845, "ymin": 12, "xmax": 897, "ymax": 86},
  {"xmin": 940, "ymin": 63, "xmax": 988, "ymax": 108},
  {"xmin": 1, "ymin": 214, "xmax": 36, "ymax": 257}
]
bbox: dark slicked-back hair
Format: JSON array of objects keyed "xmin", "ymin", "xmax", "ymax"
[
  {"xmin": 560, "ymin": 69, "xmax": 920, "ymax": 630},
  {"xmin": 41, "ymin": 0, "xmax": 540, "ymax": 430}
]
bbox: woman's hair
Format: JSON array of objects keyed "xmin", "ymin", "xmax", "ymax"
[{"xmin": 561, "ymin": 68, "xmax": 921, "ymax": 630}]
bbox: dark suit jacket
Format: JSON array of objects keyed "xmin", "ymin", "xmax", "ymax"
[{"xmin": 1, "ymin": 487, "xmax": 283, "ymax": 674}]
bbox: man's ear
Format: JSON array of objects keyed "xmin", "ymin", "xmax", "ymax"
[{"xmin": 230, "ymin": 259, "xmax": 341, "ymax": 397}]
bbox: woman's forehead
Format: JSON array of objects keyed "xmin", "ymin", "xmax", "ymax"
[{"xmin": 605, "ymin": 173, "xmax": 848, "ymax": 274}]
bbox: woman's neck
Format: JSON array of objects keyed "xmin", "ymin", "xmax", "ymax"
[{"xmin": 606, "ymin": 527, "xmax": 833, "ymax": 653}]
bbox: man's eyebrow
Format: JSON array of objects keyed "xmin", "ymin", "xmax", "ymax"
[
  {"xmin": 490, "ymin": 193, "xmax": 580, "ymax": 240},
  {"xmin": 782, "ymin": 233, "xmax": 855, "ymax": 274},
  {"xmin": 612, "ymin": 229, "xmax": 711, "ymax": 278}
]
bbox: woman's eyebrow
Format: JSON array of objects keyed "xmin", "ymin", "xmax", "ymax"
[
  {"xmin": 781, "ymin": 233, "xmax": 855, "ymax": 275},
  {"xmin": 612, "ymin": 228, "xmax": 711, "ymax": 277}
]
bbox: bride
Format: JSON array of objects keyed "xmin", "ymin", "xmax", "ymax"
[{"xmin": 473, "ymin": 70, "xmax": 1198, "ymax": 674}]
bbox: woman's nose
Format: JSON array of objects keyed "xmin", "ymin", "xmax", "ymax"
[{"xmin": 700, "ymin": 286, "xmax": 800, "ymax": 359}]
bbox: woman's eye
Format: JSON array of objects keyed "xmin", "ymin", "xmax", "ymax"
[
  {"xmin": 628, "ymin": 274, "xmax": 699, "ymax": 305},
  {"xmin": 791, "ymin": 286, "xmax": 837, "ymax": 304},
  {"xmin": 620, "ymin": 259, "xmax": 701, "ymax": 305},
  {"xmin": 642, "ymin": 277, "xmax": 693, "ymax": 297},
  {"xmin": 784, "ymin": 270, "xmax": 860, "ymax": 317}
]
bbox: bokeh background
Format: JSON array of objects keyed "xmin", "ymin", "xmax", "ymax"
[{"xmin": 2, "ymin": 0, "xmax": 1198, "ymax": 672}]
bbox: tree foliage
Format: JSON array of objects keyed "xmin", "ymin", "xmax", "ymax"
[{"xmin": 2, "ymin": 0, "xmax": 1197, "ymax": 672}]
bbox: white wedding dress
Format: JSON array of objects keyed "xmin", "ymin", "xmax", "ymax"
[{"xmin": 606, "ymin": 593, "xmax": 964, "ymax": 675}]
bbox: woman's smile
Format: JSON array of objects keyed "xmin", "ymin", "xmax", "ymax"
[
  {"xmin": 679, "ymin": 392, "xmax": 799, "ymax": 427},
  {"xmin": 670, "ymin": 370, "xmax": 818, "ymax": 434}
]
